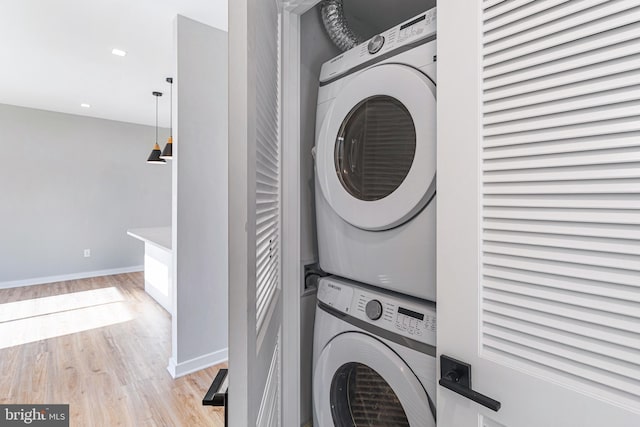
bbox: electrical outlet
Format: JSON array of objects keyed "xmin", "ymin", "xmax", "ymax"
[{"xmin": 84, "ymin": 249, "xmax": 91, "ymax": 258}]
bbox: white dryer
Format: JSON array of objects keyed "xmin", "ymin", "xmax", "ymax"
[
  {"xmin": 313, "ymin": 276, "xmax": 437, "ymax": 426},
  {"xmin": 314, "ymin": 9, "xmax": 437, "ymax": 301}
]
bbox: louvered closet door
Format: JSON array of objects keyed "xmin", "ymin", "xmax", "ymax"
[
  {"xmin": 228, "ymin": 0, "xmax": 282, "ymax": 425},
  {"xmin": 438, "ymin": 1, "xmax": 640, "ymax": 426}
]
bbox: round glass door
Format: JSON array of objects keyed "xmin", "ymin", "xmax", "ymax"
[
  {"xmin": 335, "ymin": 96, "xmax": 416, "ymax": 202},
  {"xmin": 313, "ymin": 332, "xmax": 434, "ymax": 427},
  {"xmin": 316, "ymin": 64, "xmax": 436, "ymax": 231},
  {"xmin": 330, "ymin": 362, "xmax": 410, "ymax": 426}
]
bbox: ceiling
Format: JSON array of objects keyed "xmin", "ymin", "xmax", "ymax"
[
  {"xmin": 0, "ymin": 0, "xmax": 434, "ymax": 127},
  {"xmin": 0, "ymin": 0, "xmax": 227, "ymax": 127}
]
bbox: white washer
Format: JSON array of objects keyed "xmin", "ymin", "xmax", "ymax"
[
  {"xmin": 313, "ymin": 276, "xmax": 436, "ymax": 427},
  {"xmin": 314, "ymin": 9, "xmax": 437, "ymax": 301}
]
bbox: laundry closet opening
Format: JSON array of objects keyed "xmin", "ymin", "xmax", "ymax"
[{"xmin": 298, "ymin": 1, "xmax": 438, "ymax": 425}]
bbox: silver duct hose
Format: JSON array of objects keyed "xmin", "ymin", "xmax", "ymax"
[{"xmin": 320, "ymin": 0, "xmax": 363, "ymax": 52}]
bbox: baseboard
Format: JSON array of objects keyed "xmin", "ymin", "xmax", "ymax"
[
  {"xmin": 0, "ymin": 265, "xmax": 144, "ymax": 290},
  {"xmin": 167, "ymin": 347, "xmax": 228, "ymax": 379}
]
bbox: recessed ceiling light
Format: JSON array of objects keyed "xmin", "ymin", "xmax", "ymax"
[
  {"xmin": 112, "ymin": 48, "xmax": 127, "ymax": 57},
  {"xmin": 80, "ymin": 103, "xmax": 91, "ymax": 108}
]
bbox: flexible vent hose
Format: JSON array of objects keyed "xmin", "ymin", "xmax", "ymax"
[{"xmin": 320, "ymin": 0, "xmax": 363, "ymax": 52}]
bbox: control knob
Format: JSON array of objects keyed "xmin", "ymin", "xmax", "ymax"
[
  {"xmin": 365, "ymin": 299, "xmax": 383, "ymax": 320},
  {"xmin": 367, "ymin": 35, "xmax": 385, "ymax": 54}
]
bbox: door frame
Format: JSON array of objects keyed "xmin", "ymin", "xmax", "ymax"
[
  {"xmin": 228, "ymin": 0, "xmax": 252, "ymax": 424},
  {"xmin": 281, "ymin": 1, "xmax": 322, "ymax": 426},
  {"xmin": 229, "ymin": 1, "xmax": 348, "ymax": 425},
  {"xmin": 281, "ymin": 4, "xmax": 302, "ymax": 426}
]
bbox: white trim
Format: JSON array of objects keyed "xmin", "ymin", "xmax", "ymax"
[
  {"xmin": 282, "ymin": 0, "xmax": 320, "ymax": 14},
  {"xmin": 281, "ymin": 7, "xmax": 302, "ymax": 427},
  {"xmin": 228, "ymin": 0, "xmax": 253, "ymax": 424},
  {"xmin": 170, "ymin": 13, "xmax": 180, "ymax": 393},
  {"xmin": 0, "ymin": 265, "xmax": 144, "ymax": 290},
  {"xmin": 166, "ymin": 347, "xmax": 229, "ymax": 379}
]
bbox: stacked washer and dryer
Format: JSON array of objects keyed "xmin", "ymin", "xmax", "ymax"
[{"xmin": 312, "ymin": 8, "xmax": 438, "ymax": 427}]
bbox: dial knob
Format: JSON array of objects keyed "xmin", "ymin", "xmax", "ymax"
[
  {"xmin": 365, "ymin": 299, "xmax": 383, "ymax": 320},
  {"xmin": 367, "ymin": 35, "xmax": 385, "ymax": 54}
]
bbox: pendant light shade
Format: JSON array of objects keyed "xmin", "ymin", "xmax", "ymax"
[
  {"xmin": 147, "ymin": 142, "xmax": 164, "ymax": 163},
  {"xmin": 160, "ymin": 77, "xmax": 173, "ymax": 159},
  {"xmin": 147, "ymin": 91, "xmax": 165, "ymax": 164},
  {"xmin": 161, "ymin": 136, "xmax": 172, "ymax": 159}
]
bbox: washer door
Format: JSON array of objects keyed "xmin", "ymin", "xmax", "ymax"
[
  {"xmin": 316, "ymin": 64, "xmax": 436, "ymax": 231},
  {"xmin": 314, "ymin": 332, "xmax": 435, "ymax": 427}
]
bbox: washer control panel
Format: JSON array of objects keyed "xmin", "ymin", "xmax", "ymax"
[
  {"xmin": 320, "ymin": 8, "xmax": 437, "ymax": 83},
  {"xmin": 395, "ymin": 306, "xmax": 436, "ymax": 338},
  {"xmin": 318, "ymin": 277, "xmax": 436, "ymax": 347}
]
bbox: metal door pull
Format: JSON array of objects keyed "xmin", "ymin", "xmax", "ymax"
[
  {"xmin": 203, "ymin": 368, "xmax": 229, "ymax": 426},
  {"xmin": 439, "ymin": 355, "xmax": 501, "ymax": 412}
]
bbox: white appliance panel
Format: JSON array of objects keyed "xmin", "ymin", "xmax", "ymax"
[
  {"xmin": 313, "ymin": 277, "xmax": 437, "ymax": 427},
  {"xmin": 314, "ymin": 16, "xmax": 438, "ymax": 300},
  {"xmin": 320, "ymin": 8, "xmax": 437, "ymax": 83}
]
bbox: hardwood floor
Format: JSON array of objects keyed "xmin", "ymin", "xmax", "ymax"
[{"xmin": 0, "ymin": 273, "xmax": 226, "ymax": 426}]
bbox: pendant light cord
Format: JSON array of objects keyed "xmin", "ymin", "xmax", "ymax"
[
  {"xmin": 155, "ymin": 94, "xmax": 159, "ymax": 144},
  {"xmin": 169, "ymin": 80, "xmax": 173, "ymax": 138}
]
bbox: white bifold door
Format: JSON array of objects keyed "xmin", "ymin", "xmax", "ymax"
[
  {"xmin": 438, "ymin": 1, "xmax": 640, "ymax": 426},
  {"xmin": 228, "ymin": 0, "xmax": 283, "ymax": 426}
]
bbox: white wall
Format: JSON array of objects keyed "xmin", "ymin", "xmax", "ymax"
[
  {"xmin": 168, "ymin": 15, "xmax": 229, "ymax": 377},
  {"xmin": 0, "ymin": 104, "xmax": 171, "ymax": 286}
]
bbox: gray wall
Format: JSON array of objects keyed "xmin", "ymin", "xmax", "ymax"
[
  {"xmin": 171, "ymin": 15, "xmax": 228, "ymax": 370},
  {"xmin": 299, "ymin": 7, "xmax": 341, "ymax": 425},
  {"xmin": 300, "ymin": 7, "xmax": 341, "ymax": 266},
  {"xmin": 0, "ymin": 104, "xmax": 171, "ymax": 284},
  {"xmin": 344, "ymin": 0, "xmax": 437, "ymax": 40}
]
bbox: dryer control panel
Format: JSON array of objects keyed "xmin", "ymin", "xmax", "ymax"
[
  {"xmin": 317, "ymin": 277, "xmax": 436, "ymax": 347},
  {"xmin": 320, "ymin": 8, "xmax": 437, "ymax": 83}
]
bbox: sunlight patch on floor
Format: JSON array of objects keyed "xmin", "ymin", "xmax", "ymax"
[
  {"xmin": 0, "ymin": 286, "xmax": 124, "ymax": 322},
  {"xmin": 0, "ymin": 287, "xmax": 133, "ymax": 349}
]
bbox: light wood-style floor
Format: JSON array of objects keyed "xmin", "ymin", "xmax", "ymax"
[{"xmin": 0, "ymin": 273, "xmax": 226, "ymax": 426}]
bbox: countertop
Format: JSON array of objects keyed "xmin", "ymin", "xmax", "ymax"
[{"xmin": 127, "ymin": 226, "xmax": 172, "ymax": 252}]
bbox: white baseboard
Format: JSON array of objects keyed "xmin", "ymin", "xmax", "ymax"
[
  {"xmin": 167, "ymin": 347, "xmax": 228, "ymax": 379},
  {"xmin": 0, "ymin": 265, "xmax": 144, "ymax": 290}
]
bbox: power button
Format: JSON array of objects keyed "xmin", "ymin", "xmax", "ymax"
[
  {"xmin": 365, "ymin": 299, "xmax": 383, "ymax": 320},
  {"xmin": 367, "ymin": 35, "xmax": 385, "ymax": 54}
]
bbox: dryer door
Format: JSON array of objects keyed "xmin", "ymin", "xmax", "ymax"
[
  {"xmin": 313, "ymin": 332, "xmax": 435, "ymax": 427},
  {"xmin": 316, "ymin": 64, "xmax": 436, "ymax": 231}
]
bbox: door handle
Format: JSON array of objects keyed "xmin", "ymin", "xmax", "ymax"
[
  {"xmin": 439, "ymin": 355, "xmax": 501, "ymax": 412},
  {"xmin": 202, "ymin": 368, "xmax": 229, "ymax": 426},
  {"xmin": 349, "ymin": 138, "xmax": 358, "ymax": 172}
]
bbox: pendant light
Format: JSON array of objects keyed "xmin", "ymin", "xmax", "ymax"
[
  {"xmin": 160, "ymin": 77, "xmax": 173, "ymax": 159},
  {"xmin": 147, "ymin": 91, "xmax": 165, "ymax": 164}
]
